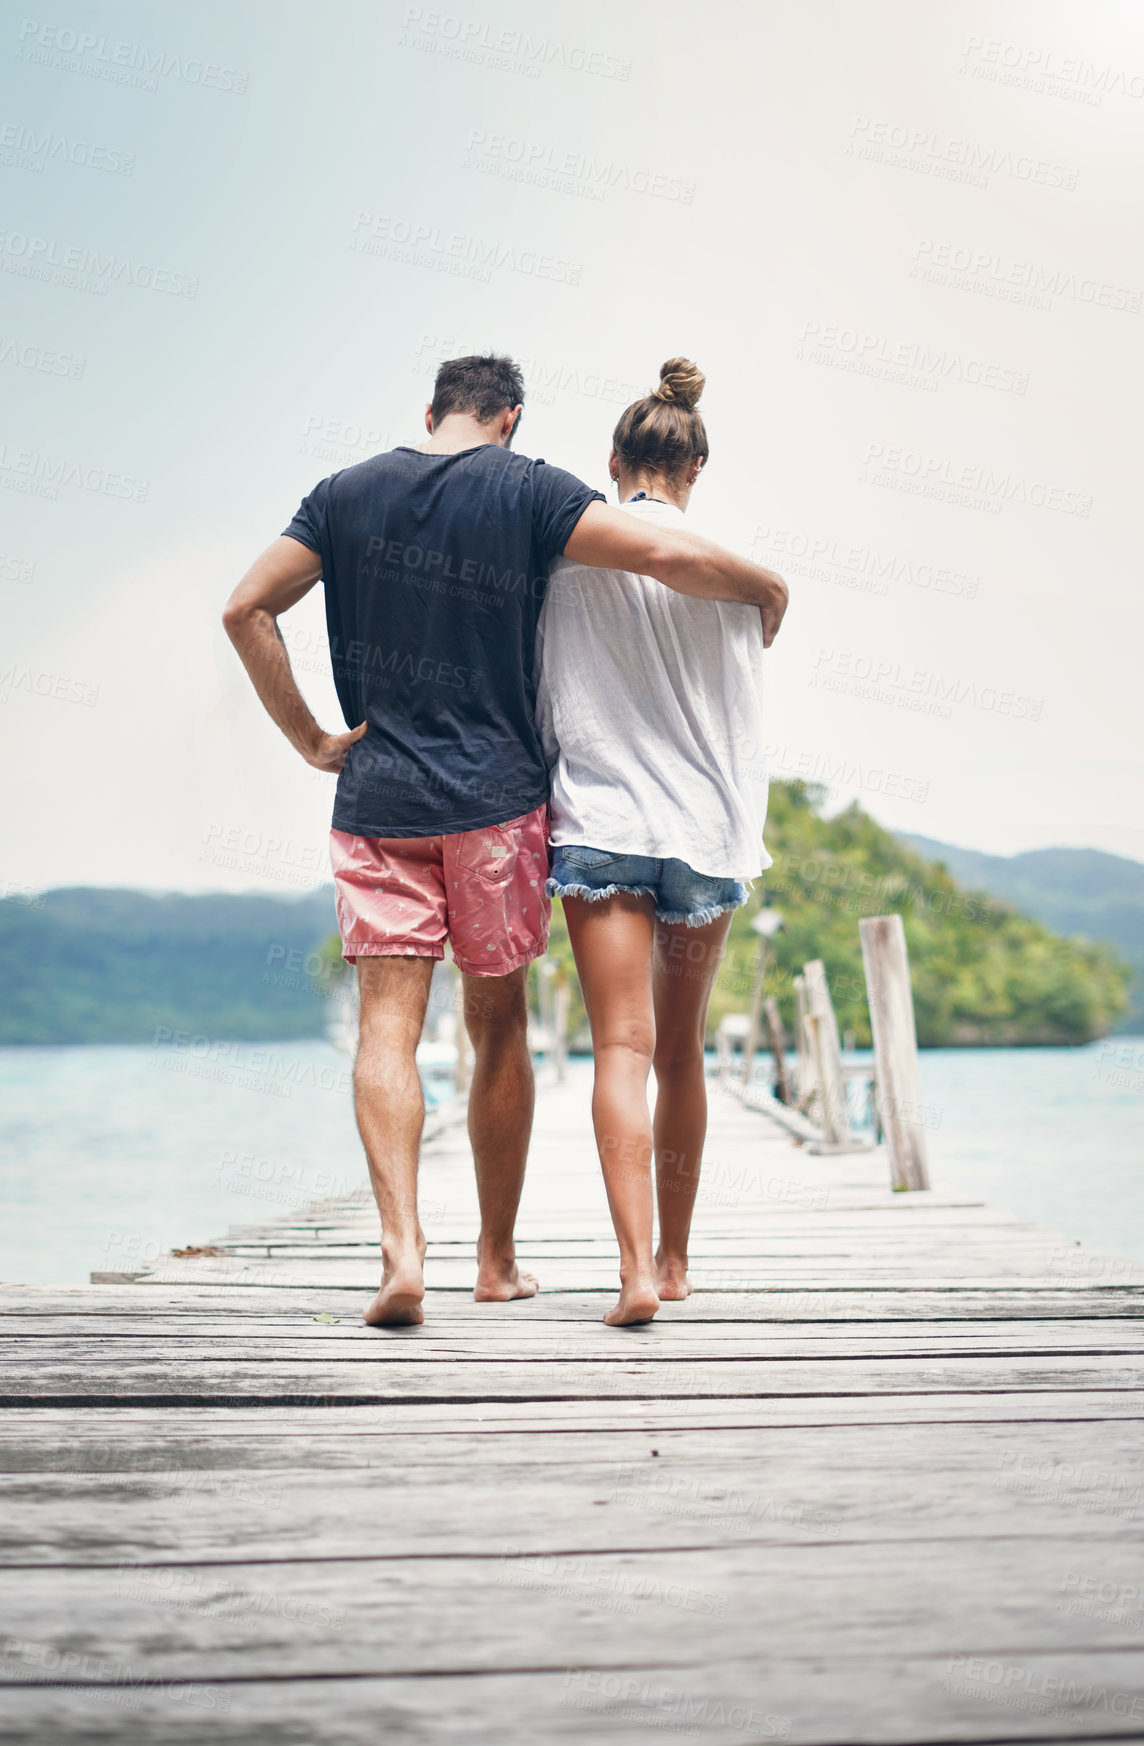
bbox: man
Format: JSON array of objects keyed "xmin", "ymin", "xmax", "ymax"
[{"xmin": 223, "ymin": 353, "xmax": 788, "ymax": 1326}]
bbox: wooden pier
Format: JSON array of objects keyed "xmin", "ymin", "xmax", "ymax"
[{"xmin": 2, "ymin": 1061, "xmax": 1144, "ymax": 1743}]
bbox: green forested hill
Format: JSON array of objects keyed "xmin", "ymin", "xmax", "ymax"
[
  {"xmin": 545, "ymin": 782, "xmax": 1131, "ymax": 1048},
  {"xmin": 0, "ymin": 888, "xmax": 337, "ymax": 1044},
  {"xmin": 727, "ymin": 784, "xmax": 1130, "ymax": 1045},
  {"xmin": 899, "ymin": 834, "xmax": 1144, "ymax": 1030}
]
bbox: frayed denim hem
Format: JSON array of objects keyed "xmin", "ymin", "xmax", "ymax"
[
  {"xmin": 657, "ymin": 887, "xmax": 750, "ymax": 928},
  {"xmin": 546, "ymin": 877, "xmax": 660, "ymax": 905},
  {"xmin": 547, "ymin": 878, "xmax": 749, "ymax": 926}
]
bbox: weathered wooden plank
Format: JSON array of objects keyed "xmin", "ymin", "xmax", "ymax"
[
  {"xmin": 0, "ymin": 1415, "xmax": 1138, "ymax": 1479},
  {"xmin": 2, "ymin": 1655, "xmax": 1143, "ymax": 1746},
  {"xmin": 3, "ymin": 1301, "xmax": 1141, "ymax": 1340},
  {"xmin": 6, "ymin": 1288, "xmax": 1144, "ymax": 1323},
  {"xmin": 209, "ymin": 1208, "xmax": 1029, "ymax": 1238},
  {"xmin": 1, "ymin": 1387, "xmax": 1142, "ymax": 1443},
  {"xmin": 137, "ymin": 1235, "xmax": 1097, "ymax": 1263},
  {"xmin": 126, "ymin": 1260, "xmax": 1144, "ymax": 1296},
  {"xmin": 2, "ymin": 1420, "xmax": 1141, "ymax": 1564},
  {"xmin": 3, "ymin": 1340, "xmax": 1144, "ymax": 1378},
  {"xmin": 2, "ymin": 1354, "xmax": 1142, "ymax": 1413},
  {"xmin": 3, "ymin": 1539, "xmax": 1144, "ymax": 1682},
  {"xmin": 200, "ymin": 1208, "xmax": 1039, "ymax": 1231},
  {"xmin": 2, "ymin": 1346, "xmax": 1142, "ymax": 1398},
  {"xmin": 8, "ymin": 1321, "xmax": 1144, "ymax": 1359}
]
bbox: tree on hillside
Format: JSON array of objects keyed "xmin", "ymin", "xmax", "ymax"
[{"xmin": 706, "ymin": 782, "xmax": 1130, "ymax": 1047}]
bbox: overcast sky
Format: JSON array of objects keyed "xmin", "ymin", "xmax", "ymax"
[{"xmin": 2, "ymin": 0, "xmax": 1142, "ymax": 896}]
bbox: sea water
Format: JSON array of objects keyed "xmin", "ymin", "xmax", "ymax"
[
  {"xmin": 0, "ymin": 1042, "xmax": 443, "ymax": 1287},
  {"xmin": 917, "ymin": 1041, "xmax": 1144, "ymax": 1270},
  {"xmin": 0, "ymin": 1038, "xmax": 1141, "ymax": 1286}
]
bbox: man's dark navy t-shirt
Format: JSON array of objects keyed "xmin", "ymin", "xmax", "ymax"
[{"xmin": 282, "ymin": 445, "xmax": 604, "ymax": 837}]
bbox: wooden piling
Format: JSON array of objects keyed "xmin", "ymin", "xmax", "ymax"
[
  {"xmin": 792, "ymin": 974, "xmax": 811, "ymax": 1104},
  {"xmin": 802, "ymin": 959, "xmax": 853, "ymax": 1144},
  {"xmin": 859, "ymin": 914, "xmax": 931, "ymax": 1191},
  {"xmin": 553, "ymin": 970, "xmax": 569, "ymax": 1083},
  {"xmin": 739, "ymin": 939, "xmax": 768, "ymax": 1085},
  {"xmin": 763, "ymin": 996, "xmax": 792, "ymax": 1105}
]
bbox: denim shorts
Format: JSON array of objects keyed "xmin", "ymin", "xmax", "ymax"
[{"xmin": 547, "ymin": 844, "xmax": 748, "ymax": 927}]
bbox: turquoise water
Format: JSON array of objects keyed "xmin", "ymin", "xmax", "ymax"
[
  {"xmin": 1, "ymin": 1038, "xmax": 1141, "ymax": 1286},
  {"xmin": 917, "ymin": 1041, "xmax": 1144, "ymax": 1266},
  {"xmin": 0, "ymin": 1042, "xmax": 448, "ymax": 1288}
]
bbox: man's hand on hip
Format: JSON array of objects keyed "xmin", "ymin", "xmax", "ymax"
[
  {"xmin": 306, "ymin": 722, "xmax": 369, "ymax": 773},
  {"xmin": 223, "ymin": 536, "xmax": 364, "ymax": 769}
]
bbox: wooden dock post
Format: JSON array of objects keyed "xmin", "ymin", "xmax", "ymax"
[
  {"xmin": 453, "ymin": 1027, "xmax": 472, "ymax": 1095},
  {"xmin": 553, "ymin": 969, "xmax": 569, "ymax": 1083},
  {"xmin": 802, "ymin": 959, "xmax": 853, "ymax": 1144},
  {"xmin": 792, "ymin": 974, "xmax": 812, "ymax": 1105},
  {"xmin": 454, "ymin": 976, "xmax": 473, "ymax": 1095},
  {"xmin": 716, "ymin": 1012, "xmax": 748, "ymax": 1080},
  {"xmin": 859, "ymin": 914, "xmax": 931, "ymax": 1191},
  {"xmin": 764, "ymin": 996, "xmax": 792, "ymax": 1105},
  {"xmin": 740, "ymin": 908, "xmax": 785, "ymax": 1086},
  {"xmin": 739, "ymin": 959, "xmax": 766, "ymax": 1085}
]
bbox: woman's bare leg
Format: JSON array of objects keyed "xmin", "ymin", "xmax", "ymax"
[
  {"xmin": 652, "ymin": 911, "xmax": 735, "ymax": 1299},
  {"xmin": 563, "ymin": 893, "xmax": 661, "ymax": 1326}
]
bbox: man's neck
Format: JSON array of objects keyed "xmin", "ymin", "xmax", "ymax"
[{"xmin": 415, "ymin": 415, "xmax": 506, "ymax": 455}]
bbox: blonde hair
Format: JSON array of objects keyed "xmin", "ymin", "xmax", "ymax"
[{"xmin": 612, "ymin": 357, "xmax": 709, "ymax": 481}]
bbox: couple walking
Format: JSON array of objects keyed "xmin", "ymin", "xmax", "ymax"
[{"xmin": 224, "ymin": 353, "xmax": 787, "ymax": 1326}]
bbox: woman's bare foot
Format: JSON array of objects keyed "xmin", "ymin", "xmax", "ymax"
[
  {"xmin": 363, "ymin": 1242, "xmax": 426, "ymax": 1326},
  {"xmin": 655, "ymin": 1252, "xmax": 693, "ymax": 1301},
  {"xmin": 474, "ymin": 1242, "xmax": 540, "ymax": 1302},
  {"xmin": 604, "ymin": 1274, "xmax": 661, "ymax": 1326}
]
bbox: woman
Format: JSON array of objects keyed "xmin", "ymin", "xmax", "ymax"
[{"xmin": 535, "ymin": 358, "xmax": 772, "ymax": 1325}]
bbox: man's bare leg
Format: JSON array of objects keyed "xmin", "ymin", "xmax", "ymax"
[
  {"xmin": 462, "ymin": 967, "xmax": 540, "ymax": 1302},
  {"xmin": 355, "ymin": 955, "xmax": 434, "ymax": 1326},
  {"xmin": 652, "ymin": 912, "xmax": 735, "ymax": 1300}
]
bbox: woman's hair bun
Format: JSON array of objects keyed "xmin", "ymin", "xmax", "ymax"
[
  {"xmin": 612, "ymin": 356, "xmax": 710, "ymax": 477},
  {"xmin": 653, "ymin": 357, "xmax": 705, "ymax": 409}
]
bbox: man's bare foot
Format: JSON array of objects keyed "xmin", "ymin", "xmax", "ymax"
[
  {"xmin": 363, "ymin": 1246, "xmax": 425, "ymax": 1327},
  {"xmin": 473, "ymin": 1245, "xmax": 540, "ymax": 1302},
  {"xmin": 474, "ymin": 1264, "xmax": 539, "ymax": 1302},
  {"xmin": 604, "ymin": 1275, "xmax": 661, "ymax": 1326},
  {"xmin": 655, "ymin": 1253, "xmax": 693, "ymax": 1301}
]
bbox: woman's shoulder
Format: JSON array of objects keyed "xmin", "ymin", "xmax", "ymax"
[{"xmin": 546, "ymin": 550, "xmax": 620, "ymax": 589}]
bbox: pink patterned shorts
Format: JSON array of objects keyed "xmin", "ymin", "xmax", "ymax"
[{"xmin": 329, "ymin": 805, "xmax": 551, "ymax": 977}]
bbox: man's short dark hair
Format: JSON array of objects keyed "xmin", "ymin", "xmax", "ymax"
[{"xmin": 430, "ymin": 353, "xmax": 525, "ymax": 435}]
